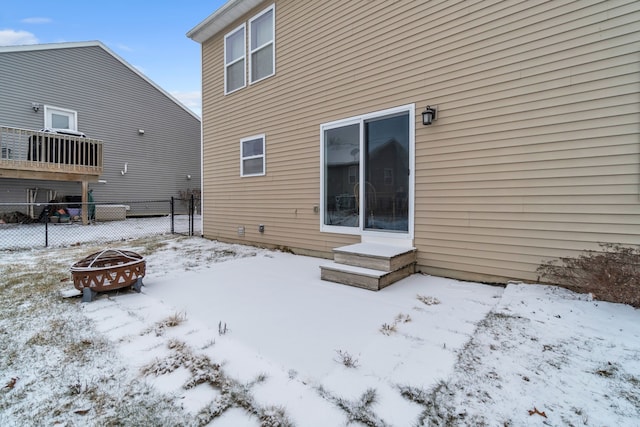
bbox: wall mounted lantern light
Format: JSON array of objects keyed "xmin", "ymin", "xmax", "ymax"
[
  {"xmin": 32, "ymin": 102, "xmax": 40, "ymax": 113},
  {"xmin": 422, "ymin": 105, "xmax": 437, "ymax": 125}
]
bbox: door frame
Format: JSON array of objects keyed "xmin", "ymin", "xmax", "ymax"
[{"xmin": 320, "ymin": 103, "xmax": 415, "ymax": 245}]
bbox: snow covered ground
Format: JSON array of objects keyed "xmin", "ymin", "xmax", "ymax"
[{"xmin": 0, "ymin": 234, "xmax": 638, "ymax": 426}]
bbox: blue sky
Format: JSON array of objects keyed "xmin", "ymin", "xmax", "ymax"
[{"xmin": 0, "ymin": 1, "xmax": 228, "ymax": 116}]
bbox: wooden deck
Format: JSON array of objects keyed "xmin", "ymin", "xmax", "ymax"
[{"xmin": 0, "ymin": 126, "xmax": 103, "ymax": 181}]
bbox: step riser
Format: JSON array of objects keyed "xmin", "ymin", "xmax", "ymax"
[
  {"xmin": 321, "ymin": 263, "xmax": 415, "ymax": 291},
  {"xmin": 334, "ymin": 251, "xmax": 416, "ymax": 272}
]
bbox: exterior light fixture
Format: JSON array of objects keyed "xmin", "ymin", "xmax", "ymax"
[
  {"xmin": 32, "ymin": 102, "xmax": 40, "ymax": 112},
  {"xmin": 422, "ymin": 105, "xmax": 437, "ymax": 125},
  {"xmin": 138, "ymin": 129, "xmax": 145, "ymax": 135}
]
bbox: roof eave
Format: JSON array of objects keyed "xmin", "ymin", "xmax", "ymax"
[{"xmin": 187, "ymin": 0, "xmax": 264, "ymax": 44}]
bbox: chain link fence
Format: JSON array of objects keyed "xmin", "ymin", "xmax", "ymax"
[{"xmin": 0, "ymin": 198, "xmax": 201, "ymax": 250}]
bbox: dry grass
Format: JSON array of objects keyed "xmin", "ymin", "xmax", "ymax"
[
  {"xmin": 416, "ymin": 295, "xmax": 441, "ymax": 306},
  {"xmin": 142, "ymin": 339, "xmax": 294, "ymax": 426},
  {"xmin": 334, "ymin": 349, "xmax": 359, "ymax": 368},
  {"xmin": 0, "ymin": 238, "xmax": 197, "ymax": 426},
  {"xmin": 380, "ymin": 312, "xmax": 412, "ymax": 336}
]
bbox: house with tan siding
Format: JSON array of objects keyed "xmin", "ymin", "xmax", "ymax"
[{"xmin": 188, "ymin": 0, "xmax": 640, "ymax": 288}]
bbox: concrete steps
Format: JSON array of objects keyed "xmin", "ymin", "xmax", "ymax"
[{"xmin": 320, "ymin": 243, "xmax": 416, "ymax": 291}]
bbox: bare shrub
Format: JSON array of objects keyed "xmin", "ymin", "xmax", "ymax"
[{"xmin": 537, "ymin": 243, "xmax": 640, "ymax": 307}]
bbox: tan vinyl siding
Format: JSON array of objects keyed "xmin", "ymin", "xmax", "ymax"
[{"xmin": 199, "ymin": 0, "xmax": 640, "ymax": 282}]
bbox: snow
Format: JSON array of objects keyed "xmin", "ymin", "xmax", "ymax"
[
  {"xmin": 334, "ymin": 243, "xmax": 415, "ymax": 258},
  {"xmin": 0, "ymin": 232, "xmax": 638, "ymax": 426}
]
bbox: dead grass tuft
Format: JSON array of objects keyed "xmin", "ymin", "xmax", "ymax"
[
  {"xmin": 380, "ymin": 312, "xmax": 412, "ymax": 336},
  {"xmin": 334, "ymin": 349, "xmax": 359, "ymax": 368},
  {"xmin": 416, "ymin": 295, "xmax": 441, "ymax": 306}
]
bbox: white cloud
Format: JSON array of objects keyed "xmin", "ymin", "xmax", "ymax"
[
  {"xmin": 170, "ymin": 90, "xmax": 202, "ymax": 116},
  {"xmin": 116, "ymin": 43, "xmax": 133, "ymax": 52},
  {"xmin": 0, "ymin": 29, "xmax": 38, "ymax": 46},
  {"xmin": 21, "ymin": 17, "xmax": 52, "ymax": 24}
]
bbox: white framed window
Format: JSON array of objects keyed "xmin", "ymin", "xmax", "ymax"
[
  {"xmin": 249, "ymin": 4, "xmax": 275, "ymax": 84},
  {"xmin": 240, "ymin": 134, "xmax": 266, "ymax": 177},
  {"xmin": 224, "ymin": 24, "xmax": 246, "ymax": 94},
  {"xmin": 320, "ymin": 104, "xmax": 415, "ymax": 237},
  {"xmin": 44, "ymin": 105, "xmax": 78, "ymax": 131}
]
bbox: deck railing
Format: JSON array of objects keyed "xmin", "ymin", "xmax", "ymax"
[{"xmin": 0, "ymin": 126, "xmax": 103, "ymax": 176}]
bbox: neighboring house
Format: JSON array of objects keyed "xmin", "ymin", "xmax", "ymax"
[
  {"xmin": 0, "ymin": 41, "xmax": 201, "ymax": 218},
  {"xmin": 188, "ymin": 0, "xmax": 640, "ymax": 286}
]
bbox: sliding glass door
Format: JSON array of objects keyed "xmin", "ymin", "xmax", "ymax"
[
  {"xmin": 321, "ymin": 105, "xmax": 413, "ymax": 238},
  {"xmin": 364, "ymin": 112, "xmax": 410, "ymax": 232}
]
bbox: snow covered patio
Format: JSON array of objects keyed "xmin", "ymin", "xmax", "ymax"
[{"xmin": 1, "ymin": 235, "xmax": 638, "ymax": 426}]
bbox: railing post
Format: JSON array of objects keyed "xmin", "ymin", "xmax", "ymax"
[{"xmin": 170, "ymin": 197, "xmax": 175, "ymax": 234}]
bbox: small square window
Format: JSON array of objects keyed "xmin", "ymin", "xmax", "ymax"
[
  {"xmin": 44, "ymin": 105, "xmax": 78, "ymax": 131},
  {"xmin": 240, "ymin": 134, "xmax": 265, "ymax": 177}
]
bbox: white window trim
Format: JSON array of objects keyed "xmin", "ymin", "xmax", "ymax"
[
  {"xmin": 248, "ymin": 4, "xmax": 276, "ymax": 85},
  {"xmin": 240, "ymin": 134, "xmax": 266, "ymax": 177},
  {"xmin": 44, "ymin": 105, "xmax": 78, "ymax": 131},
  {"xmin": 320, "ymin": 104, "xmax": 415, "ymax": 239},
  {"xmin": 224, "ymin": 23, "xmax": 246, "ymax": 95}
]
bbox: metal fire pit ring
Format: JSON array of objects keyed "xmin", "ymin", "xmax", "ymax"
[{"xmin": 71, "ymin": 249, "xmax": 146, "ymax": 302}]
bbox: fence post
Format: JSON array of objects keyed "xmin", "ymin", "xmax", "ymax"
[
  {"xmin": 170, "ymin": 197, "xmax": 175, "ymax": 234},
  {"xmin": 44, "ymin": 206, "xmax": 49, "ymax": 247},
  {"xmin": 190, "ymin": 194, "xmax": 195, "ymax": 236}
]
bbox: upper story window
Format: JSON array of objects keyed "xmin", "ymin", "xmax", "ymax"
[
  {"xmin": 224, "ymin": 24, "xmax": 246, "ymax": 94},
  {"xmin": 240, "ymin": 134, "xmax": 266, "ymax": 177},
  {"xmin": 223, "ymin": 4, "xmax": 275, "ymax": 95},
  {"xmin": 249, "ymin": 5, "xmax": 275, "ymax": 84},
  {"xmin": 44, "ymin": 105, "xmax": 78, "ymax": 131}
]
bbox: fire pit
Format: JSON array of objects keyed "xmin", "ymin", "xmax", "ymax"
[{"xmin": 71, "ymin": 249, "xmax": 146, "ymax": 302}]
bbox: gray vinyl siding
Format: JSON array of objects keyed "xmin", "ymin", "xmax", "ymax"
[
  {"xmin": 197, "ymin": 0, "xmax": 640, "ymax": 283},
  {"xmin": 0, "ymin": 43, "xmax": 201, "ymax": 205}
]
